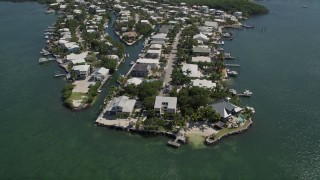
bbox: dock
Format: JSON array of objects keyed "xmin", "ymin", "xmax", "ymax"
[
  {"xmin": 167, "ymin": 133, "xmax": 186, "ymax": 148},
  {"xmin": 225, "ymin": 64, "xmax": 240, "ymax": 67}
]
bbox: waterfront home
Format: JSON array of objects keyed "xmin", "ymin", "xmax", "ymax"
[
  {"xmin": 193, "ymin": 33, "xmax": 209, "ymax": 42},
  {"xmin": 146, "ymin": 49, "xmax": 161, "ymax": 59},
  {"xmin": 92, "ymin": 67, "xmax": 109, "ymax": 81},
  {"xmin": 150, "ymin": 40, "xmax": 166, "ymax": 45},
  {"xmin": 182, "ymin": 63, "xmax": 202, "ymax": 78},
  {"xmin": 193, "ymin": 46, "xmax": 210, "ymax": 56},
  {"xmin": 71, "ymin": 59, "xmax": 86, "ymax": 65},
  {"xmin": 72, "ymin": 64, "xmax": 90, "ymax": 79},
  {"xmin": 149, "ymin": 44, "xmax": 162, "ymax": 50},
  {"xmin": 209, "ymin": 99, "xmax": 242, "ymax": 119},
  {"xmin": 66, "ymin": 52, "xmax": 88, "ymax": 61},
  {"xmin": 198, "ymin": 26, "xmax": 213, "ymax": 35},
  {"xmin": 204, "ymin": 21, "xmax": 219, "ymax": 30},
  {"xmin": 191, "ymin": 56, "xmax": 211, "ymax": 63},
  {"xmin": 191, "ymin": 79, "xmax": 216, "ymax": 89},
  {"xmin": 106, "ymin": 55, "xmax": 120, "ymax": 61},
  {"xmin": 105, "ymin": 96, "xmax": 136, "ymax": 116},
  {"xmin": 233, "ymin": 11, "xmax": 243, "ymax": 18},
  {"xmin": 151, "ymin": 33, "xmax": 167, "ymax": 42},
  {"xmin": 126, "ymin": 77, "xmax": 143, "ymax": 86},
  {"xmin": 136, "ymin": 58, "xmax": 160, "ymax": 69},
  {"xmin": 154, "ymin": 96, "xmax": 177, "ymax": 117},
  {"xmin": 58, "ymin": 40, "xmax": 80, "ymax": 53},
  {"xmin": 159, "ymin": 25, "xmax": 173, "ymax": 34},
  {"xmin": 130, "ymin": 64, "xmax": 151, "ymax": 77}
]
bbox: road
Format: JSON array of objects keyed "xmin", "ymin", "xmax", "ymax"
[{"xmin": 160, "ymin": 28, "xmax": 183, "ymax": 96}]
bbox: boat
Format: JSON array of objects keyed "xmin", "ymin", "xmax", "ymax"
[
  {"xmin": 98, "ymin": 90, "xmax": 102, "ymax": 93},
  {"xmin": 222, "ymin": 32, "xmax": 234, "ymax": 39},
  {"xmin": 38, "ymin": 57, "xmax": 48, "ymax": 63},
  {"xmin": 45, "ymin": 35, "xmax": 49, "ymax": 39},
  {"xmin": 227, "ymin": 70, "xmax": 238, "ymax": 77},
  {"xmin": 242, "ymin": 24, "xmax": 255, "ymax": 29},
  {"xmin": 224, "ymin": 52, "xmax": 235, "ymax": 60},
  {"xmin": 217, "ymin": 47, "xmax": 224, "ymax": 51},
  {"xmin": 246, "ymin": 106, "xmax": 255, "ymax": 113},
  {"xmin": 130, "ymin": 61, "xmax": 135, "ymax": 65},
  {"xmin": 242, "ymin": 90, "xmax": 253, "ymax": 97},
  {"xmin": 215, "ymin": 41, "xmax": 224, "ymax": 45},
  {"xmin": 302, "ymin": 5, "xmax": 308, "ymax": 8},
  {"xmin": 45, "ymin": 9, "xmax": 55, "ymax": 14}
]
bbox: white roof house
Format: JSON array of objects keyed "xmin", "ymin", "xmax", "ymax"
[
  {"xmin": 182, "ymin": 63, "xmax": 202, "ymax": 78},
  {"xmin": 136, "ymin": 58, "xmax": 159, "ymax": 69},
  {"xmin": 92, "ymin": 67, "xmax": 109, "ymax": 81},
  {"xmin": 105, "ymin": 96, "xmax": 136, "ymax": 115},
  {"xmin": 149, "ymin": 44, "xmax": 162, "ymax": 50},
  {"xmin": 151, "ymin": 33, "xmax": 167, "ymax": 41},
  {"xmin": 191, "ymin": 56, "xmax": 211, "ymax": 63},
  {"xmin": 193, "ymin": 33, "xmax": 209, "ymax": 42},
  {"xmin": 192, "ymin": 79, "xmax": 216, "ymax": 89},
  {"xmin": 67, "ymin": 52, "xmax": 88, "ymax": 61},
  {"xmin": 146, "ymin": 49, "xmax": 161, "ymax": 58},
  {"xmin": 126, "ymin": 77, "xmax": 143, "ymax": 86},
  {"xmin": 72, "ymin": 64, "xmax": 90, "ymax": 78},
  {"xmin": 71, "ymin": 59, "xmax": 86, "ymax": 65},
  {"xmin": 107, "ymin": 55, "xmax": 120, "ymax": 61},
  {"xmin": 204, "ymin": 21, "xmax": 219, "ymax": 29},
  {"xmin": 154, "ymin": 96, "xmax": 177, "ymax": 115}
]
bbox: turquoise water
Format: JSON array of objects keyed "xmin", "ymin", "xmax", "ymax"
[{"xmin": 0, "ymin": 1, "xmax": 320, "ymax": 179}]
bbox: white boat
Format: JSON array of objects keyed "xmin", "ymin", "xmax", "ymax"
[
  {"xmin": 45, "ymin": 35, "xmax": 49, "ymax": 39},
  {"xmin": 215, "ymin": 41, "xmax": 224, "ymax": 45},
  {"xmin": 98, "ymin": 90, "xmax": 102, "ymax": 93},
  {"xmin": 130, "ymin": 61, "xmax": 135, "ymax": 65},
  {"xmin": 227, "ymin": 69, "xmax": 238, "ymax": 77},
  {"xmin": 39, "ymin": 57, "xmax": 48, "ymax": 63},
  {"xmin": 45, "ymin": 9, "xmax": 55, "ymax": 14},
  {"xmin": 242, "ymin": 90, "xmax": 253, "ymax": 96},
  {"xmin": 302, "ymin": 5, "xmax": 308, "ymax": 8}
]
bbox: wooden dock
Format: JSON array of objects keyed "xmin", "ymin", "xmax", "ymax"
[{"xmin": 225, "ymin": 64, "xmax": 240, "ymax": 67}]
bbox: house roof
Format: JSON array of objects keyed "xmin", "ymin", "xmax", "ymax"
[
  {"xmin": 71, "ymin": 59, "xmax": 86, "ymax": 65},
  {"xmin": 204, "ymin": 21, "xmax": 218, "ymax": 28},
  {"xmin": 152, "ymin": 33, "xmax": 167, "ymax": 40},
  {"xmin": 193, "ymin": 47, "xmax": 210, "ymax": 54},
  {"xmin": 67, "ymin": 52, "xmax": 88, "ymax": 61},
  {"xmin": 191, "ymin": 56, "xmax": 211, "ymax": 63},
  {"xmin": 147, "ymin": 49, "xmax": 161, "ymax": 55},
  {"xmin": 192, "ymin": 79, "xmax": 216, "ymax": 89},
  {"xmin": 106, "ymin": 96, "xmax": 136, "ymax": 113},
  {"xmin": 193, "ymin": 33, "xmax": 209, "ymax": 41},
  {"xmin": 72, "ymin": 64, "xmax": 90, "ymax": 72},
  {"xmin": 154, "ymin": 96, "xmax": 177, "ymax": 109},
  {"xmin": 132, "ymin": 64, "xmax": 150, "ymax": 72},
  {"xmin": 150, "ymin": 40, "xmax": 166, "ymax": 45},
  {"xmin": 137, "ymin": 58, "xmax": 160, "ymax": 65},
  {"xmin": 182, "ymin": 63, "xmax": 202, "ymax": 78},
  {"xmin": 209, "ymin": 99, "xmax": 241, "ymax": 118},
  {"xmin": 126, "ymin": 77, "xmax": 143, "ymax": 86},
  {"xmin": 93, "ymin": 67, "xmax": 109, "ymax": 76}
]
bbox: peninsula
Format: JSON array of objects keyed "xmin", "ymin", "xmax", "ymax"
[{"xmin": 38, "ymin": 0, "xmax": 261, "ymax": 147}]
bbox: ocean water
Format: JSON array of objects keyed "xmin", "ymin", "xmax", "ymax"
[{"xmin": 0, "ymin": 1, "xmax": 319, "ymax": 179}]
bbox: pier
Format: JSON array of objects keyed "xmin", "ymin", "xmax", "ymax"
[{"xmin": 225, "ymin": 64, "xmax": 240, "ymax": 67}]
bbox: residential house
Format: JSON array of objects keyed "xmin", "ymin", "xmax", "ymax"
[
  {"xmin": 204, "ymin": 21, "xmax": 219, "ymax": 30},
  {"xmin": 72, "ymin": 64, "xmax": 90, "ymax": 79},
  {"xmin": 146, "ymin": 49, "xmax": 161, "ymax": 59},
  {"xmin": 182, "ymin": 63, "xmax": 202, "ymax": 78},
  {"xmin": 92, "ymin": 67, "xmax": 109, "ymax": 81},
  {"xmin": 136, "ymin": 58, "xmax": 159, "ymax": 69},
  {"xmin": 192, "ymin": 79, "xmax": 216, "ymax": 89},
  {"xmin": 193, "ymin": 46, "xmax": 210, "ymax": 56},
  {"xmin": 154, "ymin": 96, "xmax": 177, "ymax": 117},
  {"xmin": 193, "ymin": 33, "xmax": 209, "ymax": 42},
  {"xmin": 191, "ymin": 56, "xmax": 211, "ymax": 63},
  {"xmin": 209, "ymin": 99, "xmax": 242, "ymax": 119},
  {"xmin": 130, "ymin": 64, "xmax": 151, "ymax": 77},
  {"xmin": 105, "ymin": 96, "xmax": 136, "ymax": 116}
]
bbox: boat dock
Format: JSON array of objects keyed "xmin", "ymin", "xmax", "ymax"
[
  {"xmin": 167, "ymin": 133, "xmax": 186, "ymax": 148},
  {"xmin": 225, "ymin": 64, "xmax": 240, "ymax": 67}
]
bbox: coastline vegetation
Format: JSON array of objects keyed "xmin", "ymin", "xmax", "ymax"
[{"xmin": 167, "ymin": 0, "xmax": 268, "ymax": 16}]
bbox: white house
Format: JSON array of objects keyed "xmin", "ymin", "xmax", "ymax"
[
  {"xmin": 105, "ymin": 96, "xmax": 136, "ymax": 116},
  {"xmin": 204, "ymin": 21, "xmax": 219, "ymax": 30},
  {"xmin": 136, "ymin": 58, "xmax": 159, "ymax": 69},
  {"xmin": 151, "ymin": 33, "xmax": 167, "ymax": 41},
  {"xmin": 72, "ymin": 64, "xmax": 90, "ymax": 79},
  {"xmin": 182, "ymin": 63, "xmax": 202, "ymax": 78},
  {"xmin": 126, "ymin": 77, "xmax": 143, "ymax": 86},
  {"xmin": 191, "ymin": 56, "xmax": 211, "ymax": 63},
  {"xmin": 154, "ymin": 96, "xmax": 177, "ymax": 116},
  {"xmin": 193, "ymin": 33, "xmax": 209, "ymax": 42},
  {"xmin": 192, "ymin": 79, "xmax": 216, "ymax": 89},
  {"xmin": 92, "ymin": 67, "xmax": 109, "ymax": 81},
  {"xmin": 146, "ymin": 49, "xmax": 161, "ymax": 59}
]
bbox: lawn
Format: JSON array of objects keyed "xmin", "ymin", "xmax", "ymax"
[
  {"xmin": 68, "ymin": 92, "xmax": 88, "ymax": 102},
  {"xmin": 215, "ymin": 118, "xmax": 252, "ymax": 139}
]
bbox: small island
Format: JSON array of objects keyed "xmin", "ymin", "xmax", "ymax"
[{"xmin": 38, "ymin": 0, "xmax": 263, "ymax": 147}]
